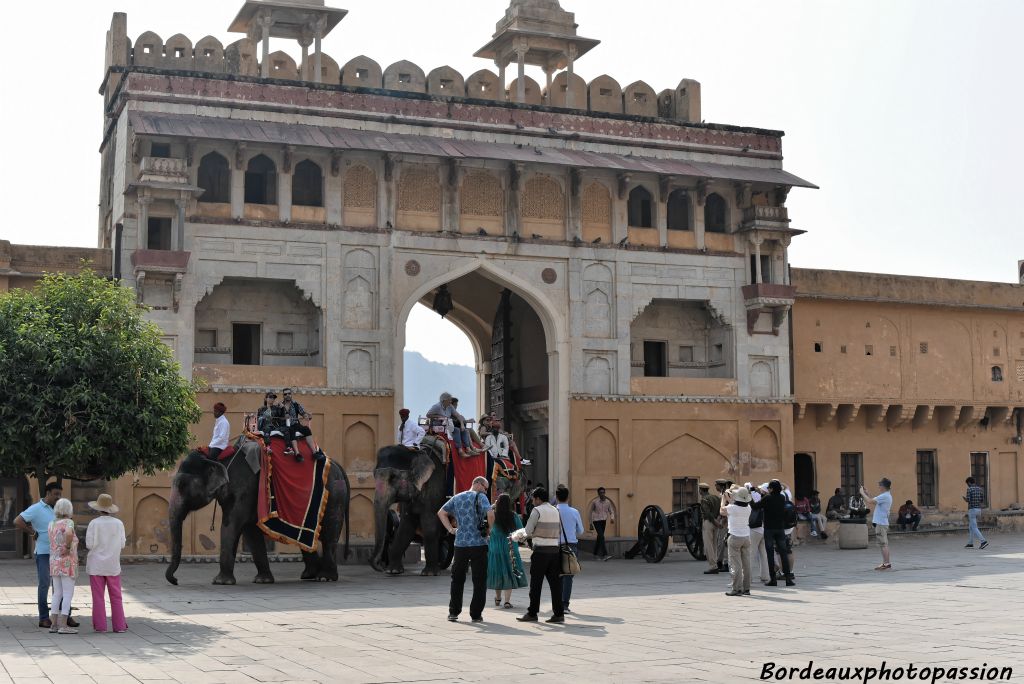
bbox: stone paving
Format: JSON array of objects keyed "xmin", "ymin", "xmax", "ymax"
[{"xmin": 2, "ymin": 534, "xmax": 1024, "ymax": 683}]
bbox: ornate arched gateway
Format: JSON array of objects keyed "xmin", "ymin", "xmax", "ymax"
[{"xmin": 97, "ymin": 0, "xmax": 815, "ymax": 553}]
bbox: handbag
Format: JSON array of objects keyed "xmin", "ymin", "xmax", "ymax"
[{"xmin": 557, "ymin": 511, "xmax": 582, "ymax": 577}]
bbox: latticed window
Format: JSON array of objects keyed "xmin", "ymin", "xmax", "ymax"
[
  {"xmin": 970, "ymin": 453, "xmax": 989, "ymax": 508},
  {"xmin": 916, "ymin": 450, "xmax": 937, "ymax": 507},
  {"xmin": 840, "ymin": 453, "xmax": 862, "ymax": 498}
]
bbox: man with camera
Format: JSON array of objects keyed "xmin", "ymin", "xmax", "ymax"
[{"xmin": 438, "ymin": 476, "xmax": 495, "ymax": 622}]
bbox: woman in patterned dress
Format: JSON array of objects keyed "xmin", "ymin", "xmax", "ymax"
[
  {"xmin": 47, "ymin": 498, "xmax": 79, "ymax": 634},
  {"xmin": 486, "ymin": 493, "xmax": 528, "ymax": 609}
]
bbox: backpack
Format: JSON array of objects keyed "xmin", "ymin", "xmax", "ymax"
[{"xmin": 783, "ymin": 500, "xmax": 798, "ymax": 529}]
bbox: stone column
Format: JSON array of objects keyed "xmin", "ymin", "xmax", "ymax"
[
  {"xmin": 567, "ymin": 168, "xmax": 582, "ymax": 240},
  {"xmin": 299, "ymin": 35, "xmax": 311, "ymax": 81},
  {"xmin": 326, "ymin": 151, "xmax": 343, "ymax": 225},
  {"xmin": 258, "ymin": 13, "xmax": 273, "ymax": 79},
  {"xmin": 694, "ymin": 181, "xmax": 707, "ymax": 250},
  {"xmin": 137, "ymin": 195, "xmax": 152, "ymax": 249},
  {"xmin": 565, "ymin": 44, "xmax": 578, "ymax": 109},
  {"xmin": 507, "ymin": 162, "xmax": 523, "ymax": 237},
  {"xmin": 656, "ymin": 177, "xmax": 669, "ymax": 247},
  {"xmin": 231, "ymin": 146, "xmax": 246, "ymax": 220},
  {"xmin": 382, "ymin": 154, "xmax": 397, "ymax": 229},
  {"xmin": 174, "ymin": 194, "xmax": 188, "ymax": 251},
  {"xmin": 543, "ymin": 66, "xmax": 555, "ymax": 104},
  {"xmin": 314, "ymin": 17, "xmax": 326, "ymax": 84},
  {"xmin": 279, "ymin": 146, "xmax": 293, "ymax": 223},
  {"xmin": 752, "ymin": 236, "xmax": 764, "ymax": 284},
  {"xmin": 496, "ymin": 60, "xmax": 507, "ymax": 99},
  {"xmin": 443, "ymin": 160, "xmax": 461, "ymax": 234},
  {"xmin": 514, "ymin": 39, "xmax": 528, "ymax": 104},
  {"xmin": 781, "ymin": 235, "xmax": 792, "ymax": 285}
]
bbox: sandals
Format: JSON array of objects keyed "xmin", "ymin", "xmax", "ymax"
[
  {"xmin": 504, "ymin": 602, "xmax": 513, "ymax": 609},
  {"xmin": 494, "ymin": 597, "xmax": 501, "ymax": 606},
  {"xmin": 874, "ymin": 563, "xmax": 892, "ymax": 571}
]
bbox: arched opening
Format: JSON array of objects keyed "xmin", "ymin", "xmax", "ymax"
[
  {"xmin": 194, "ymin": 278, "xmax": 322, "ymax": 369},
  {"xmin": 704, "ymin": 193, "xmax": 728, "ymax": 233},
  {"xmin": 666, "ymin": 189, "xmax": 690, "ymax": 231},
  {"xmin": 794, "ymin": 453, "xmax": 816, "ymax": 500},
  {"xmin": 292, "ymin": 160, "xmax": 324, "ymax": 207},
  {"xmin": 197, "ymin": 152, "xmax": 230, "ymax": 204},
  {"xmin": 627, "ymin": 186, "xmax": 654, "ymax": 228},
  {"xmin": 244, "ymin": 154, "xmax": 277, "ymax": 205},
  {"xmin": 400, "ymin": 268, "xmax": 555, "ymax": 489}
]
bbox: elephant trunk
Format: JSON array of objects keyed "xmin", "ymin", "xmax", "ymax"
[
  {"xmin": 165, "ymin": 490, "xmax": 189, "ymax": 586},
  {"xmin": 370, "ymin": 478, "xmax": 391, "ymax": 571}
]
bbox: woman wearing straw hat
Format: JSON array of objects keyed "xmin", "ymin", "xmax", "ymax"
[{"xmin": 85, "ymin": 494, "xmax": 127, "ymax": 633}]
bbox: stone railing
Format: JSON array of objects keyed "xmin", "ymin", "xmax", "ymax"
[
  {"xmin": 742, "ymin": 206, "xmax": 789, "ymax": 224},
  {"xmin": 140, "ymin": 156, "xmax": 187, "ymax": 175}
]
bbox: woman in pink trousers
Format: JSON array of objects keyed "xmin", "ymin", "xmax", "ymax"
[{"xmin": 85, "ymin": 494, "xmax": 127, "ymax": 633}]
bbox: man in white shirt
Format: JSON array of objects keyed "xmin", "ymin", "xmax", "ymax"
[
  {"xmin": 397, "ymin": 408, "xmax": 425, "ymax": 449},
  {"xmin": 85, "ymin": 494, "xmax": 127, "ymax": 633},
  {"xmin": 861, "ymin": 478, "xmax": 893, "ymax": 571},
  {"xmin": 208, "ymin": 402, "xmax": 230, "ymax": 460}
]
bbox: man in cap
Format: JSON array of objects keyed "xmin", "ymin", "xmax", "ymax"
[
  {"xmin": 699, "ymin": 483, "xmax": 722, "ymax": 574},
  {"xmin": 397, "ymin": 408, "xmax": 425, "ymax": 450},
  {"xmin": 714, "ymin": 479, "xmax": 731, "ymax": 570},
  {"xmin": 861, "ymin": 478, "xmax": 893, "ymax": 570},
  {"xmin": 208, "ymin": 402, "xmax": 230, "ymax": 460}
]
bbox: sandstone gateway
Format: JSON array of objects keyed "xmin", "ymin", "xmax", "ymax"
[{"xmin": 2, "ymin": 0, "xmax": 1021, "ymax": 559}]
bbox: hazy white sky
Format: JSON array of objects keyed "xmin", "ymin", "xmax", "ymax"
[{"xmin": 2, "ymin": 0, "xmax": 1021, "ymax": 367}]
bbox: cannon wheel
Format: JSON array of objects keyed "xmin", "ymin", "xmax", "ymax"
[
  {"xmin": 683, "ymin": 505, "xmax": 707, "ymax": 561},
  {"xmin": 636, "ymin": 505, "xmax": 670, "ymax": 563},
  {"xmin": 437, "ymin": 532, "xmax": 455, "ymax": 570}
]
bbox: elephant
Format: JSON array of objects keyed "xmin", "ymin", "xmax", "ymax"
[
  {"xmin": 165, "ymin": 436, "xmax": 350, "ymax": 585},
  {"xmin": 370, "ymin": 435, "xmax": 449, "ymax": 576}
]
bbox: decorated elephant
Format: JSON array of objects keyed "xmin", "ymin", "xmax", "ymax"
[
  {"xmin": 370, "ymin": 435, "xmax": 449, "ymax": 576},
  {"xmin": 165, "ymin": 436, "xmax": 350, "ymax": 585}
]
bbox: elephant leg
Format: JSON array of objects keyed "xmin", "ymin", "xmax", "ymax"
[
  {"xmin": 300, "ymin": 550, "xmax": 319, "ymax": 581},
  {"xmin": 370, "ymin": 490, "xmax": 393, "ymax": 572},
  {"xmin": 387, "ymin": 515, "xmax": 418, "ymax": 575},
  {"xmin": 213, "ymin": 516, "xmax": 243, "ymax": 585},
  {"xmin": 242, "ymin": 524, "xmax": 274, "ymax": 584},
  {"xmin": 420, "ymin": 512, "xmax": 442, "ymax": 576},
  {"xmin": 318, "ymin": 516, "xmax": 341, "ymax": 582}
]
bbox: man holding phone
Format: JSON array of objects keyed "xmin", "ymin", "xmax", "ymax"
[{"xmin": 861, "ymin": 478, "xmax": 893, "ymax": 570}]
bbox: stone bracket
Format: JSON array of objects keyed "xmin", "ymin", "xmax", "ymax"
[
  {"xmin": 886, "ymin": 405, "xmax": 915, "ymax": 430},
  {"xmin": 837, "ymin": 403, "xmax": 861, "ymax": 430},
  {"xmin": 955, "ymin": 406, "xmax": 977, "ymax": 431},
  {"xmin": 816, "ymin": 403, "xmax": 839, "ymax": 429},
  {"xmin": 936, "ymin": 406, "xmax": 958, "ymax": 433},
  {"xmin": 912, "ymin": 405, "xmax": 935, "ymax": 431},
  {"xmin": 864, "ymin": 404, "xmax": 889, "ymax": 429}
]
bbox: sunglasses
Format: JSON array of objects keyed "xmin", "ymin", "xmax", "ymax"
[{"xmin": 268, "ymin": 395, "xmax": 277, "ymax": 399}]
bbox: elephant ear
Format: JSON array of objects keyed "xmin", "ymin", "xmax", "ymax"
[
  {"xmin": 410, "ymin": 454, "xmax": 436, "ymax": 493},
  {"xmin": 204, "ymin": 460, "xmax": 230, "ymax": 499}
]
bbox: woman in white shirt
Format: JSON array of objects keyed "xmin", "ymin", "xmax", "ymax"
[
  {"xmin": 85, "ymin": 494, "xmax": 127, "ymax": 633},
  {"xmin": 720, "ymin": 486, "xmax": 752, "ymax": 597}
]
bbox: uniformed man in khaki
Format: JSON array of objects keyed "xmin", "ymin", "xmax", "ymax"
[{"xmin": 699, "ymin": 483, "xmax": 722, "ymax": 573}]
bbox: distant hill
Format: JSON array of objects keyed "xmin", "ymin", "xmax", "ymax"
[{"xmin": 403, "ymin": 351, "xmax": 477, "ymax": 418}]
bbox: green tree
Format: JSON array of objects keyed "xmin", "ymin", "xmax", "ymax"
[{"xmin": 0, "ymin": 269, "xmax": 201, "ymax": 494}]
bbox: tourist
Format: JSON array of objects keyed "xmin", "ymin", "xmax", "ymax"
[
  {"xmin": 826, "ymin": 487, "xmax": 847, "ymax": 520},
  {"xmin": 426, "ymin": 393, "xmax": 457, "ymax": 451},
  {"xmin": 290, "ymin": 413, "xmax": 325, "ymax": 462},
  {"xmin": 588, "ymin": 487, "xmax": 616, "ymax": 561},
  {"xmin": 85, "ymin": 494, "xmax": 127, "ymax": 633},
  {"xmin": 848, "ymin": 490, "xmax": 870, "ymax": 519},
  {"xmin": 860, "ymin": 478, "xmax": 893, "ymax": 570},
  {"xmin": 47, "ymin": 498, "xmax": 78, "ymax": 634},
  {"xmin": 438, "ymin": 476, "xmax": 494, "ymax": 622},
  {"xmin": 753, "ymin": 480, "xmax": 794, "ymax": 587},
  {"xmin": 714, "ymin": 479, "xmax": 730, "ymax": 569},
  {"xmin": 487, "ymin": 493, "xmax": 527, "ymax": 609},
  {"xmin": 896, "ymin": 500, "xmax": 921, "ymax": 531},
  {"xmin": 809, "ymin": 491, "xmax": 828, "ymax": 539},
  {"xmin": 449, "ymin": 398, "xmax": 478, "ymax": 456},
  {"xmin": 699, "ymin": 483, "xmax": 722, "ymax": 574},
  {"xmin": 554, "ymin": 486, "xmax": 584, "ymax": 613},
  {"xmin": 745, "ymin": 484, "xmax": 770, "ymax": 584},
  {"xmin": 208, "ymin": 402, "xmax": 230, "ymax": 460},
  {"xmin": 13, "ymin": 482, "xmax": 77, "ymax": 629},
  {"xmin": 257, "ymin": 392, "xmax": 285, "ymax": 444},
  {"xmin": 484, "ymin": 419, "xmax": 510, "ymax": 461},
  {"xmin": 795, "ymin": 494, "xmax": 814, "ymax": 535},
  {"xmin": 963, "ymin": 477, "xmax": 989, "ymax": 550},
  {"xmin": 397, "ymin": 408, "xmax": 425, "ymax": 449},
  {"xmin": 721, "ymin": 486, "xmax": 752, "ymax": 596},
  {"xmin": 280, "ymin": 388, "xmax": 307, "ymax": 428},
  {"xmin": 513, "ymin": 486, "xmax": 565, "ymax": 624}
]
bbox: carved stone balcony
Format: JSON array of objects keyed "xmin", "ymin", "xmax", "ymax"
[
  {"xmin": 130, "ymin": 249, "xmax": 190, "ymax": 312},
  {"xmin": 138, "ymin": 156, "xmax": 191, "ymax": 186},
  {"xmin": 742, "ymin": 282, "xmax": 796, "ymax": 335}
]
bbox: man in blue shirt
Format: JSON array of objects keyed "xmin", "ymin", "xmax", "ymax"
[
  {"xmin": 555, "ymin": 485, "xmax": 584, "ymax": 613},
  {"xmin": 14, "ymin": 482, "xmax": 77, "ymax": 628},
  {"xmin": 861, "ymin": 478, "xmax": 893, "ymax": 571},
  {"xmin": 438, "ymin": 476, "xmax": 494, "ymax": 622}
]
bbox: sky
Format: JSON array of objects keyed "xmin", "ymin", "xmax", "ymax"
[{"xmin": 2, "ymin": 0, "xmax": 1021, "ymax": 367}]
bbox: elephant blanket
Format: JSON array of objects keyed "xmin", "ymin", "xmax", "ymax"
[{"xmin": 257, "ymin": 437, "xmax": 331, "ymax": 552}]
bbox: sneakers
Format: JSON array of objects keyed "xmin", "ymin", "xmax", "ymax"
[
  {"xmin": 810, "ymin": 530, "xmax": 818, "ymax": 537},
  {"xmin": 785, "ymin": 578, "xmax": 796, "ymax": 586},
  {"xmin": 874, "ymin": 563, "xmax": 892, "ymax": 571},
  {"xmin": 724, "ymin": 590, "xmax": 743, "ymax": 597},
  {"xmin": 471, "ymin": 616, "xmax": 484, "ymax": 623},
  {"xmin": 980, "ymin": 541, "xmax": 989, "ymax": 550},
  {"xmin": 447, "ymin": 614, "xmax": 458, "ymax": 622},
  {"xmin": 965, "ymin": 543, "xmax": 974, "ymax": 548},
  {"xmin": 741, "ymin": 590, "xmax": 751, "ymax": 596}
]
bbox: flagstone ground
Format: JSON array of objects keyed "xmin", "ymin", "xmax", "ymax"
[{"xmin": 2, "ymin": 534, "xmax": 1023, "ymax": 683}]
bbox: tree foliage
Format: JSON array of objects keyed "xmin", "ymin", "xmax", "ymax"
[{"xmin": 0, "ymin": 269, "xmax": 201, "ymax": 486}]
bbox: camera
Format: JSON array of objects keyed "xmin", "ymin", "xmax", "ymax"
[{"xmin": 477, "ymin": 519, "xmax": 490, "ymax": 536}]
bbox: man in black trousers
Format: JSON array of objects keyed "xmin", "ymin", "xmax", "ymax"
[
  {"xmin": 514, "ymin": 486, "xmax": 566, "ymax": 624},
  {"xmin": 438, "ymin": 476, "xmax": 494, "ymax": 622}
]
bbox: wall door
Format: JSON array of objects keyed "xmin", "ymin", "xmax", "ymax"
[{"xmin": 793, "ymin": 453, "xmax": 815, "ymax": 499}]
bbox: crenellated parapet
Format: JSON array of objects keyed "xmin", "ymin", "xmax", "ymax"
[{"xmin": 103, "ymin": 16, "xmax": 703, "ymax": 124}]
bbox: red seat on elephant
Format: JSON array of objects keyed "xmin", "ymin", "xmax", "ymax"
[{"xmin": 257, "ymin": 436, "xmax": 331, "ymax": 552}]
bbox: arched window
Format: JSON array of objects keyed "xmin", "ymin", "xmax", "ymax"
[
  {"xmin": 197, "ymin": 152, "xmax": 230, "ymax": 203},
  {"xmin": 704, "ymin": 193, "xmax": 727, "ymax": 233},
  {"xmin": 667, "ymin": 189, "xmax": 690, "ymax": 231},
  {"xmin": 292, "ymin": 160, "xmax": 323, "ymax": 207},
  {"xmin": 244, "ymin": 154, "xmax": 277, "ymax": 205},
  {"xmin": 628, "ymin": 186, "xmax": 653, "ymax": 228}
]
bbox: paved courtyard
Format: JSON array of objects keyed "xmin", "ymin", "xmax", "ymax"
[{"xmin": 2, "ymin": 534, "xmax": 1023, "ymax": 683}]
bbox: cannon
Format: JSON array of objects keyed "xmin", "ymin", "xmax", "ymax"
[{"xmin": 624, "ymin": 503, "xmax": 707, "ymax": 563}]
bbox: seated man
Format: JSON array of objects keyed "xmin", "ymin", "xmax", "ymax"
[
  {"xmin": 290, "ymin": 413, "xmax": 325, "ymax": 463},
  {"xmin": 207, "ymin": 402, "xmax": 230, "ymax": 460},
  {"xmin": 427, "ymin": 393, "xmax": 462, "ymax": 454},
  {"xmin": 896, "ymin": 500, "xmax": 921, "ymax": 531},
  {"xmin": 826, "ymin": 488, "xmax": 847, "ymax": 520},
  {"xmin": 809, "ymin": 490, "xmax": 828, "ymax": 540},
  {"xmin": 397, "ymin": 408, "xmax": 426, "ymax": 450},
  {"xmin": 848, "ymin": 492, "xmax": 870, "ymax": 519},
  {"xmin": 257, "ymin": 392, "xmax": 286, "ymax": 449},
  {"xmin": 449, "ymin": 398, "xmax": 480, "ymax": 456},
  {"xmin": 795, "ymin": 494, "xmax": 814, "ymax": 535}
]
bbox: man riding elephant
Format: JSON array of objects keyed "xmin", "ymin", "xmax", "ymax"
[
  {"xmin": 165, "ymin": 432, "xmax": 350, "ymax": 586},
  {"xmin": 371, "ymin": 435, "xmax": 450, "ymax": 576}
]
